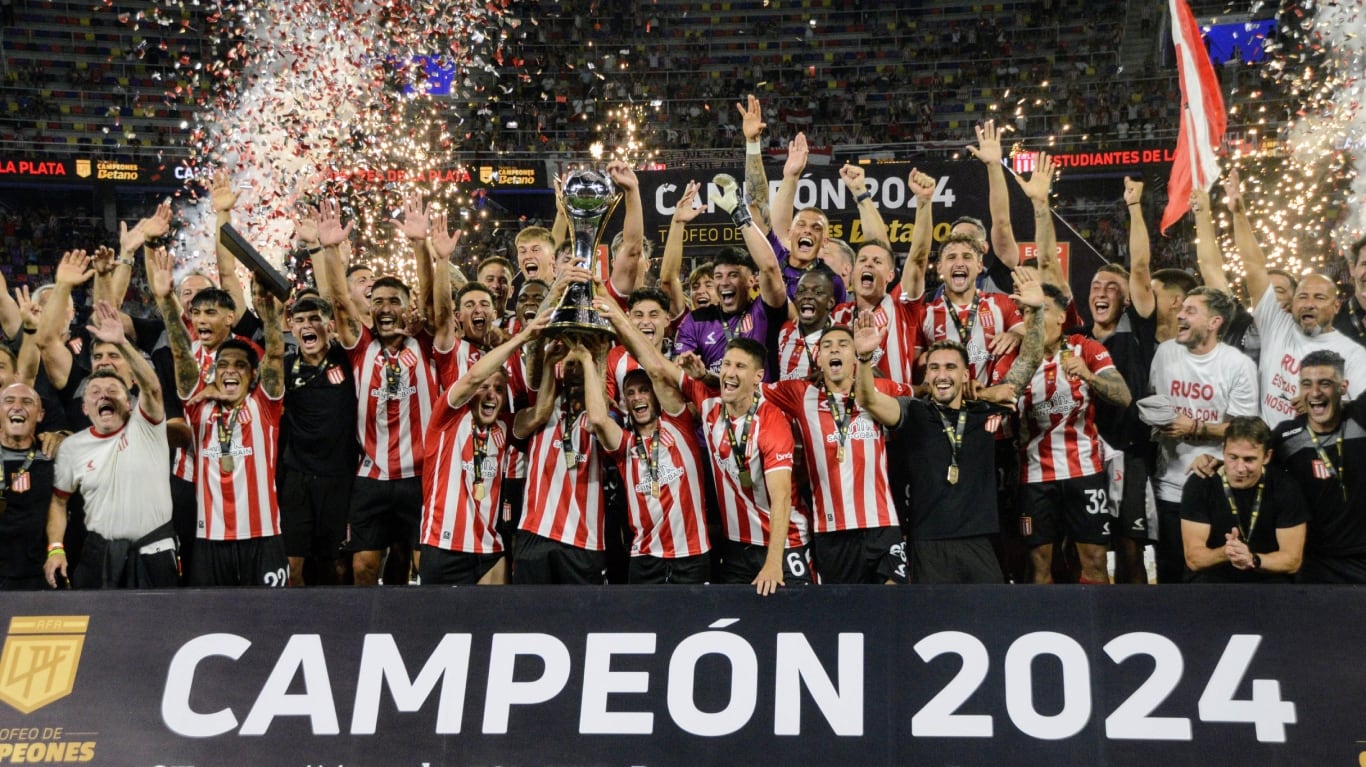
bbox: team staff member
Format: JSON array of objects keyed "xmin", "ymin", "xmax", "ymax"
[
  {"xmin": 278, "ymin": 295, "xmax": 357, "ymax": 586},
  {"xmin": 46, "ymin": 302, "xmax": 174, "ymax": 589},
  {"xmin": 766, "ymin": 325, "xmax": 909, "ymax": 584},
  {"xmin": 421, "ymin": 314, "xmax": 549, "ymax": 586},
  {"xmin": 154, "ymin": 246, "xmax": 289, "ymax": 587},
  {"xmin": 858, "ymin": 269, "xmax": 1047, "ymax": 583},
  {"xmin": 1273, "ymin": 350, "xmax": 1366, "ymax": 582},
  {"xmin": 0, "ymin": 383, "xmax": 55, "ymax": 589},
  {"xmin": 1181, "ymin": 416, "xmax": 1307, "ymax": 583}
]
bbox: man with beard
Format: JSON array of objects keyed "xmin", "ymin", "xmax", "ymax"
[
  {"xmin": 493, "ymin": 279, "xmax": 548, "ymax": 553},
  {"xmin": 316, "ymin": 195, "xmax": 454, "ymax": 586},
  {"xmin": 672, "ymin": 234, "xmax": 788, "ymax": 379},
  {"xmin": 44, "ymin": 301, "xmax": 174, "ymax": 589},
  {"xmin": 1332, "ymin": 236, "xmax": 1366, "ymax": 345},
  {"xmin": 766, "ymin": 325, "xmax": 910, "ymax": 583},
  {"xmin": 1148, "ymin": 287, "xmax": 1259, "ymax": 583},
  {"xmin": 475, "ymin": 257, "xmax": 516, "ymax": 323},
  {"xmin": 777, "ymin": 269, "xmax": 838, "ymax": 381},
  {"xmin": 1181, "ymin": 416, "xmax": 1306, "ymax": 583},
  {"xmin": 152, "ymin": 244, "xmax": 289, "ymax": 587},
  {"xmin": 278, "ymin": 295, "xmax": 358, "ymax": 586},
  {"xmin": 1272, "ymin": 350, "xmax": 1366, "ymax": 582},
  {"xmin": 857, "ymin": 269, "xmax": 1048, "ymax": 584},
  {"xmin": 421, "ymin": 314, "xmax": 549, "ymax": 586},
  {"xmin": 587, "ymin": 300, "xmax": 711, "ymax": 583},
  {"xmin": 345, "ymin": 266, "xmax": 375, "ymax": 328},
  {"xmin": 605, "ymin": 287, "xmax": 675, "ymax": 397},
  {"xmin": 1223, "ymin": 168, "xmax": 1366, "ymax": 425},
  {"xmin": 0, "ymin": 383, "xmax": 55, "ymax": 590}
]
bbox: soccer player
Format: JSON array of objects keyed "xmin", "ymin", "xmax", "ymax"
[
  {"xmin": 45, "ymin": 301, "xmax": 175, "ymax": 589},
  {"xmin": 776, "ymin": 269, "xmax": 838, "ymax": 382}
]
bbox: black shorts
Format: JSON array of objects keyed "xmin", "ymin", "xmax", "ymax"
[
  {"xmin": 628, "ymin": 552, "xmax": 711, "ymax": 584},
  {"xmin": 716, "ymin": 539, "xmax": 812, "ymax": 586},
  {"xmin": 511, "ymin": 532, "xmax": 606, "ymax": 585},
  {"xmin": 811, "ymin": 527, "xmax": 907, "ymax": 584},
  {"xmin": 347, "ymin": 476, "xmax": 423, "ymax": 553},
  {"xmin": 1020, "ymin": 473, "xmax": 1114, "ymax": 547},
  {"xmin": 280, "ymin": 469, "xmax": 353, "ymax": 559},
  {"xmin": 1114, "ymin": 450, "xmax": 1158, "ymax": 543},
  {"xmin": 189, "ymin": 536, "xmax": 289, "ymax": 588},
  {"xmin": 911, "ymin": 537, "xmax": 1005, "ymax": 584},
  {"xmin": 418, "ymin": 545, "xmax": 504, "ymax": 586}
]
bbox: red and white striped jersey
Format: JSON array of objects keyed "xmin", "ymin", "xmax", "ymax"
[
  {"xmin": 438, "ymin": 338, "xmax": 485, "ymax": 385},
  {"xmin": 764, "ymin": 378, "xmax": 909, "ymax": 533},
  {"xmin": 503, "ymin": 349, "xmax": 532, "ymax": 482},
  {"xmin": 420, "ymin": 403, "xmax": 510, "ymax": 554},
  {"xmin": 1016, "ymin": 335, "xmax": 1115, "ymax": 483},
  {"xmin": 831, "ymin": 285, "xmax": 925, "ymax": 385},
  {"xmin": 679, "ymin": 375, "xmax": 807, "ymax": 548},
  {"xmin": 776, "ymin": 321, "xmax": 823, "ymax": 381},
  {"xmin": 607, "ymin": 408, "xmax": 711, "ymax": 558},
  {"xmin": 605, "ymin": 344, "xmax": 643, "ymax": 402},
  {"xmin": 520, "ymin": 397, "xmax": 606, "ymax": 550},
  {"xmin": 922, "ymin": 291, "xmax": 1024, "ymax": 385},
  {"xmin": 184, "ymin": 385, "xmax": 282, "ymax": 541},
  {"xmin": 172, "ymin": 336, "xmax": 262, "ymax": 483},
  {"xmin": 343, "ymin": 327, "xmax": 446, "ymax": 481}
]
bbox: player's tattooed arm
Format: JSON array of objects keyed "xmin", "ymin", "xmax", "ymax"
[
  {"xmin": 1087, "ymin": 367, "xmax": 1133, "ymax": 407},
  {"xmin": 147, "ymin": 247, "xmax": 200, "ymax": 398}
]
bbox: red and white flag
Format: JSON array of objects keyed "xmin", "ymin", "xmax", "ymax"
[{"xmin": 1161, "ymin": 0, "xmax": 1227, "ymax": 233}]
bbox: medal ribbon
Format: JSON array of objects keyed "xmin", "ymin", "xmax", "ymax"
[
  {"xmin": 723, "ymin": 394, "xmax": 760, "ymax": 479},
  {"xmin": 947, "ymin": 294, "xmax": 982, "ymax": 348},
  {"xmin": 633, "ymin": 425, "xmax": 660, "ymax": 492},
  {"xmin": 934, "ymin": 405, "xmax": 967, "ymax": 475},
  {"xmin": 1307, "ymin": 425, "xmax": 1347, "ymax": 502},
  {"xmin": 1220, "ymin": 471, "xmax": 1265, "ymax": 543},
  {"xmin": 214, "ymin": 404, "xmax": 241, "ymax": 464},
  {"xmin": 826, "ymin": 386, "xmax": 854, "ymax": 456},
  {"xmin": 472, "ymin": 425, "xmax": 489, "ymax": 486},
  {"xmin": 289, "ymin": 354, "xmax": 335, "ymax": 391}
]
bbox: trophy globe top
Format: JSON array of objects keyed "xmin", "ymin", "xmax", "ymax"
[{"xmin": 562, "ymin": 169, "xmax": 617, "ymax": 218}]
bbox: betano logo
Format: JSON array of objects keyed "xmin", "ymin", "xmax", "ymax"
[{"xmin": 0, "ymin": 616, "xmax": 88, "ymax": 714}]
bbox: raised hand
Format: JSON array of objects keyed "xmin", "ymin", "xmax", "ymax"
[
  {"xmin": 316, "ymin": 198, "xmax": 354, "ymax": 248},
  {"xmin": 1224, "ymin": 165, "xmax": 1244, "ymax": 212},
  {"xmin": 671, "ymin": 180, "xmax": 702, "ymax": 224},
  {"xmin": 90, "ymin": 245, "xmax": 118, "ymax": 276},
  {"xmin": 852, "ymin": 312, "xmax": 886, "ymax": 357},
  {"xmin": 606, "ymin": 160, "xmax": 639, "ymax": 193},
  {"xmin": 783, "ymin": 132, "xmax": 809, "ymax": 178},
  {"xmin": 430, "ymin": 207, "xmax": 462, "ymax": 260},
  {"xmin": 1014, "ymin": 150, "xmax": 1055, "ymax": 203},
  {"xmin": 908, "ymin": 168, "xmax": 936, "ymax": 203},
  {"xmin": 1123, "ymin": 176, "xmax": 1144, "ymax": 207},
  {"xmin": 737, "ymin": 94, "xmax": 766, "ymax": 141},
  {"xmin": 1009, "ymin": 267, "xmax": 1046, "ymax": 309},
  {"xmin": 85, "ymin": 300, "xmax": 127, "ymax": 345},
  {"xmin": 294, "ymin": 204, "xmax": 320, "ymax": 246},
  {"xmin": 210, "ymin": 170, "xmax": 238, "ymax": 214},
  {"xmin": 839, "ymin": 163, "xmax": 869, "ymax": 197},
  {"xmin": 391, "ymin": 191, "xmax": 430, "ymax": 241},
  {"xmin": 14, "ymin": 285, "xmax": 39, "ymax": 330},
  {"xmin": 55, "ymin": 250, "xmax": 95, "ymax": 287},
  {"xmin": 675, "ymin": 351, "xmax": 707, "ymax": 379},
  {"xmin": 146, "ymin": 247, "xmax": 175, "ymax": 299},
  {"xmin": 968, "ymin": 119, "xmax": 1006, "ymax": 165}
]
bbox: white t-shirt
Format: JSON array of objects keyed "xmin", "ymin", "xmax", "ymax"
[
  {"xmin": 54, "ymin": 404, "xmax": 173, "ymax": 541},
  {"xmin": 1253, "ymin": 284, "xmax": 1366, "ymax": 426},
  {"xmin": 1148, "ymin": 340, "xmax": 1259, "ymax": 502}
]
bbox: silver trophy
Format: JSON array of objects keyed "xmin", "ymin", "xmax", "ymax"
[{"xmin": 547, "ymin": 168, "xmax": 623, "ymax": 338}]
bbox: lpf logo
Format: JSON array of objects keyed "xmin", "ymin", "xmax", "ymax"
[
  {"xmin": 0, "ymin": 616, "xmax": 88, "ymax": 714},
  {"xmin": 74, "ymin": 159, "xmax": 91, "ymax": 178}
]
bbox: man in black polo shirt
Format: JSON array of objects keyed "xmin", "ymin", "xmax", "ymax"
[
  {"xmin": 279, "ymin": 295, "xmax": 358, "ymax": 585},
  {"xmin": 854, "ymin": 268, "xmax": 1046, "ymax": 583},
  {"xmin": 1273, "ymin": 350, "xmax": 1366, "ymax": 582},
  {"xmin": 0, "ymin": 383, "xmax": 55, "ymax": 590},
  {"xmin": 1334, "ymin": 236, "xmax": 1366, "ymax": 345}
]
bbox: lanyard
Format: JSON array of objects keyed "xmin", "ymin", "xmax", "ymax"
[
  {"xmin": 0, "ymin": 449, "xmax": 37, "ymax": 493},
  {"xmin": 1220, "ymin": 472, "xmax": 1265, "ymax": 542},
  {"xmin": 214, "ymin": 404, "xmax": 241, "ymax": 459},
  {"xmin": 724, "ymin": 394, "xmax": 760, "ymax": 477},
  {"xmin": 472, "ymin": 425, "xmax": 490, "ymax": 485},
  {"xmin": 826, "ymin": 386, "xmax": 854, "ymax": 461},
  {"xmin": 633, "ymin": 424, "xmax": 661, "ymax": 495},
  {"xmin": 934, "ymin": 404, "xmax": 967, "ymax": 483},
  {"xmin": 289, "ymin": 353, "xmax": 335, "ymax": 391},
  {"xmin": 722, "ymin": 311, "xmax": 743, "ymax": 342},
  {"xmin": 947, "ymin": 294, "xmax": 982, "ymax": 347},
  {"xmin": 380, "ymin": 348, "xmax": 403, "ymax": 397},
  {"xmin": 1307, "ymin": 425, "xmax": 1347, "ymax": 501},
  {"xmin": 561, "ymin": 397, "xmax": 581, "ymax": 461}
]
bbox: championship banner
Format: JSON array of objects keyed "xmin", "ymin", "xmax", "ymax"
[{"xmin": 0, "ymin": 586, "xmax": 1362, "ymax": 766}]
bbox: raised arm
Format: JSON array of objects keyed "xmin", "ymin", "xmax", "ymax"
[
  {"xmin": 148, "ymin": 247, "xmax": 200, "ymax": 399},
  {"xmin": 448, "ymin": 313, "xmax": 548, "ymax": 408},
  {"xmin": 1015, "ymin": 151, "xmax": 1065, "ymax": 295},
  {"xmin": 428, "ymin": 207, "xmax": 459, "ymax": 353},
  {"xmin": 1124, "ymin": 177, "xmax": 1156, "ymax": 318},
  {"xmin": 607, "ymin": 160, "xmax": 646, "ymax": 297},
  {"xmin": 714, "ymin": 179, "xmax": 787, "ymax": 309},
  {"xmin": 254, "ymin": 281, "xmax": 285, "ymax": 399},
  {"xmin": 110, "ymin": 199, "xmax": 171, "ymax": 309},
  {"xmin": 14, "ymin": 287, "xmax": 40, "ymax": 386},
  {"xmin": 35, "ymin": 250, "xmax": 93, "ymax": 390},
  {"xmin": 967, "ymin": 119, "xmax": 1019, "ymax": 269},
  {"xmin": 210, "ymin": 170, "xmax": 248, "ymax": 323},
  {"xmin": 1225, "ymin": 166, "xmax": 1270, "ymax": 306},
  {"xmin": 315, "ymin": 199, "xmax": 361, "ymax": 348},
  {"xmin": 392, "ymin": 191, "xmax": 435, "ymax": 323},
  {"xmin": 659, "ymin": 181, "xmax": 701, "ymax": 315},
  {"xmin": 852, "ymin": 314, "xmax": 902, "ymax": 427},
  {"xmin": 0, "ymin": 270, "xmax": 20, "ymax": 341},
  {"xmin": 980, "ymin": 269, "xmax": 1048, "ymax": 403},
  {"xmin": 593, "ymin": 294, "xmax": 687, "ymax": 415},
  {"xmin": 738, "ymin": 95, "xmax": 771, "ymax": 232},
  {"xmin": 572, "ymin": 342, "xmax": 623, "ymax": 452},
  {"xmin": 1190, "ymin": 187, "xmax": 1229, "ymax": 292},
  {"xmin": 902, "ymin": 168, "xmax": 936, "ymax": 299},
  {"xmin": 513, "ymin": 339, "xmax": 567, "ymax": 440},
  {"xmin": 840, "ymin": 163, "xmax": 890, "ymax": 249},
  {"xmin": 86, "ymin": 300, "xmax": 163, "ymax": 421},
  {"xmin": 771, "ymin": 132, "xmax": 808, "ymax": 245}
]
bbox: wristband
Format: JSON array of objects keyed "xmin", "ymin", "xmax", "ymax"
[
  {"xmin": 854, "ymin": 191, "xmax": 872, "ymax": 203},
  {"xmin": 856, "ymin": 354, "xmax": 875, "ymax": 363},
  {"xmin": 1127, "ymin": 203, "xmax": 1140, "ymax": 208},
  {"xmin": 48, "ymin": 549, "xmax": 66, "ymax": 559},
  {"xmin": 746, "ymin": 139, "xmax": 762, "ymax": 156},
  {"xmin": 117, "ymin": 256, "xmax": 135, "ymax": 267},
  {"xmin": 144, "ymin": 235, "xmax": 168, "ymax": 249},
  {"xmin": 48, "ymin": 542, "xmax": 65, "ymax": 552}
]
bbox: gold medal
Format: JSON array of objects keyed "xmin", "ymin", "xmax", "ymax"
[
  {"xmin": 473, "ymin": 482, "xmax": 486, "ymax": 501},
  {"xmin": 836, "ymin": 444, "xmax": 845, "ymax": 463},
  {"xmin": 565, "ymin": 450, "xmax": 578, "ymax": 467},
  {"xmin": 220, "ymin": 455, "xmax": 235, "ymax": 473},
  {"xmin": 946, "ymin": 464, "xmax": 959, "ymax": 485},
  {"xmin": 650, "ymin": 480, "xmax": 660, "ymax": 498},
  {"xmin": 738, "ymin": 469, "xmax": 753, "ymax": 489}
]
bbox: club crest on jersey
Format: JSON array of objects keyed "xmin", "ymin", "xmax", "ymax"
[
  {"xmin": 10, "ymin": 472, "xmax": 29, "ymax": 493},
  {"xmin": 399, "ymin": 349, "xmax": 419, "ymax": 368},
  {"xmin": 327, "ymin": 367, "xmax": 345, "ymax": 385},
  {"xmin": 1312, "ymin": 459, "xmax": 1336, "ymax": 480},
  {"xmin": 985, "ymin": 414, "xmax": 1003, "ymax": 434}
]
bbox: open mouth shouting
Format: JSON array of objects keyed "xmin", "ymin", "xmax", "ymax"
[
  {"xmin": 476, "ymin": 392, "xmax": 501, "ymax": 423},
  {"xmin": 375, "ymin": 311, "xmax": 400, "ymax": 334},
  {"xmin": 298, "ymin": 328, "xmax": 322, "ymax": 352},
  {"xmin": 717, "ymin": 286, "xmax": 739, "ymax": 311},
  {"xmin": 220, "ymin": 371, "xmax": 245, "ymax": 398},
  {"xmin": 1091, "ymin": 297, "xmax": 1112, "ymax": 321},
  {"xmin": 948, "ymin": 265, "xmax": 971, "ymax": 292},
  {"xmin": 1305, "ymin": 394, "xmax": 1333, "ymax": 422},
  {"xmin": 858, "ymin": 269, "xmax": 877, "ymax": 294},
  {"xmin": 195, "ymin": 323, "xmax": 215, "ymax": 342},
  {"xmin": 795, "ymin": 235, "xmax": 816, "ymax": 259},
  {"xmin": 6, "ymin": 409, "xmax": 29, "ymax": 427},
  {"xmin": 797, "ymin": 295, "xmax": 821, "ymax": 321}
]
